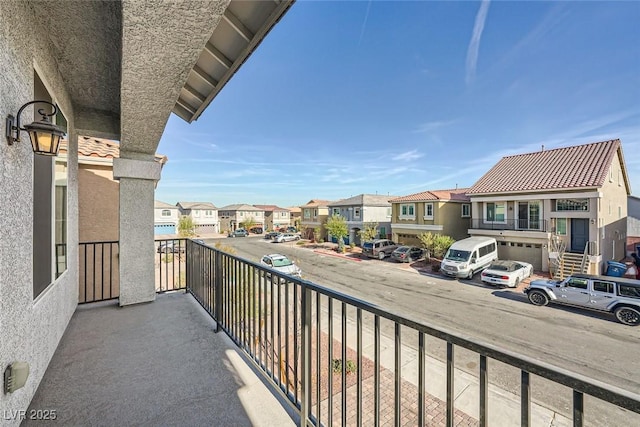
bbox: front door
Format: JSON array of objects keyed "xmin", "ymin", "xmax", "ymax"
[{"xmin": 571, "ymin": 218, "xmax": 589, "ymax": 252}]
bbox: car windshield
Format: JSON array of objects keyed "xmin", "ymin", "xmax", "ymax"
[
  {"xmin": 488, "ymin": 264, "xmax": 509, "ymax": 271},
  {"xmin": 445, "ymin": 249, "xmax": 471, "ymax": 262},
  {"xmin": 272, "ymin": 257, "xmax": 293, "ymax": 267},
  {"xmin": 396, "ymin": 247, "xmax": 410, "ymax": 253},
  {"xmin": 363, "ymin": 242, "xmax": 373, "ymax": 249}
]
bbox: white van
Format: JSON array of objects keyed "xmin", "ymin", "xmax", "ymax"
[{"xmin": 440, "ymin": 237, "xmax": 497, "ymax": 279}]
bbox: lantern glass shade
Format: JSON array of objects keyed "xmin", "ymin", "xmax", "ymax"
[{"xmin": 23, "ymin": 119, "xmax": 65, "ymax": 156}]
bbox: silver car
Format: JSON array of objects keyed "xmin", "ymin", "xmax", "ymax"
[
  {"xmin": 525, "ymin": 274, "xmax": 640, "ymax": 326},
  {"xmin": 260, "ymin": 254, "xmax": 302, "ymax": 279},
  {"xmin": 274, "ymin": 232, "xmax": 300, "ymax": 243}
]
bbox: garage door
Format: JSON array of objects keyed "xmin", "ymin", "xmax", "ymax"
[
  {"xmin": 497, "ymin": 241, "xmax": 543, "ymax": 271},
  {"xmin": 154, "ymin": 224, "xmax": 175, "ymax": 235}
]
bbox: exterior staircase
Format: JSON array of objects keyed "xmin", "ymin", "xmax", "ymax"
[{"xmin": 553, "ymin": 252, "xmax": 588, "ymax": 280}]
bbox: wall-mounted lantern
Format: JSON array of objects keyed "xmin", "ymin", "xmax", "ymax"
[{"xmin": 6, "ymin": 100, "xmax": 66, "ymax": 156}]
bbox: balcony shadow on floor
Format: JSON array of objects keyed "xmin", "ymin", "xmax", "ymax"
[{"xmin": 26, "ymin": 292, "xmax": 297, "ymax": 426}]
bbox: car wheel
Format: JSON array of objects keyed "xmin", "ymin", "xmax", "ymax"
[
  {"xmin": 378, "ymin": 252, "xmax": 385, "ymax": 260},
  {"xmin": 614, "ymin": 306, "xmax": 640, "ymax": 326},
  {"xmin": 528, "ymin": 290, "xmax": 549, "ymax": 306}
]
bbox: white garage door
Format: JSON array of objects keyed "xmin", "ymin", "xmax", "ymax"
[{"xmin": 497, "ymin": 241, "xmax": 543, "ymax": 271}]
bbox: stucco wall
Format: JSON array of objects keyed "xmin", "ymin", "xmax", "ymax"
[
  {"xmin": 79, "ymin": 165, "xmax": 119, "ymax": 242},
  {"xmin": 0, "ymin": 2, "xmax": 78, "ymax": 421},
  {"xmin": 599, "ymin": 152, "xmax": 629, "ymax": 262}
]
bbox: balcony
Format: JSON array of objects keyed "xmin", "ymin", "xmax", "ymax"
[
  {"xmin": 470, "ymin": 219, "xmax": 548, "ymax": 232},
  {"xmin": 27, "ymin": 239, "xmax": 640, "ymax": 426}
]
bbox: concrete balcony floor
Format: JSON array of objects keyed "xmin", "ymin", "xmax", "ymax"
[{"xmin": 26, "ymin": 292, "xmax": 298, "ymax": 426}]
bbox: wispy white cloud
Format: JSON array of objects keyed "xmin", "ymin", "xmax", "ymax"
[
  {"xmin": 414, "ymin": 120, "xmax": 457, "ymax": 134},
  {"xmin": 465, "ymin": 0, "xmax": 491, "ymax": 85},
  {"xmin": 392, "ymin": 150, "xmax": 423, "ymax": 161},
  {"xmin": 357, "ymin": 0, "xmax": 373, "ymax": 47}
]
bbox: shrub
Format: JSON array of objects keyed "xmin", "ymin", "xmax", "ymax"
[{"xmin": 332, "ymin": 358, "xmax": 357, "ymax": 374}]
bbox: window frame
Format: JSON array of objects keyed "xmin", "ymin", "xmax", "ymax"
[
  {"xmin": 399, "ymin": 203, "xmax": 415, "ymax": 220},
  {"xmin": 485, "ymin": 202, "xmax": 506, "ymax": 223},
  {"xmin": 556, "ymin": 218, "xmax": 567, "ymax": 235},
  {"xmin": 354, "ymin": 207, "xmax": 361, "ymax": 219},
  {"xmin": 424, "ymin": 203, "xmax": 434, "ymax": 220},
  {"xmin": 461, "ymin": 204, "xmax": 471, "ymax": 218}
]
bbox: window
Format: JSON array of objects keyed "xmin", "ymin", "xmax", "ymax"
[
  {"xmin": 424, "ymin": 203, "xmax": 434, "ymax": 219},
  {"xmin": 461, "ymin": 204, "xmax": 470, "ymax": 218},
  {"xmin": 33, "ymin": 73, "xmax": 68, "ymax": 299},
  {"xmin": 354, "ymin": 207, "xmax": 361, "ymax": 219},
  {"xmin": 556, "ymin": 218, "xmax": 567, "ymax": 235},
  {"xmin": 313, "ymin": 209, "xmax": 318, "ymax": 217},
  {"xmin": 205, "ymin": 210, "xmax": 213, "ymax": 216},
  {"xmin": 399, "ymin": 203, "xmax": 415, "ymax": 219},
  {"xmin": 485, "ymin": 202, "xmax": 505, "ymax": 222},
  {"xmin": 161, "ymin": 209, "xmax": 171, "ymax": 217},
  {"xmin": 593, "ymin": 281, "xmax": 614, "ymax": 293},
  {"xmin": 304, "ymin": 209, "xmax": 311, "ymax": 219},
  {"xmin": 332, "ymin": 208, "xmax": 340, "ymax": 216},
  {"xmin": 239, "ymin": 212, "xmax": 244, "ymax": 217},
  {"xmin": 566, "ymin": 278, "xmax": 588, "ymax": 289},
  {"xmin": 193, "ymin": 210, "xmax": 200, "ymax": 217},
  {"xmin": 556, "ymin": 199, "xmax": 588, "ymax": 211},
  {"xmin": 619, "ymin": 285, "xmax": 640, "ymax": 299}
]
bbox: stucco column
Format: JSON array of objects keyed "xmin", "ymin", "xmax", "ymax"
[{"xmin": 113, "ymin": 157, "xmax": 161, "ymax": 306}]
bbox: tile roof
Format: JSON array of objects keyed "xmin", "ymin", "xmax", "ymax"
[
  {"xmin": 390, "ymin": 188, "xmax": 471, "ymax": 203},
  {"xmin": 218, "ymin": 204, "xmax": 263, "ymax": 211},
  {"xmin": 253, "ymin": 205, "xmax": 288, "ymax": 212},
  {"xmin": 177, "ymin": 202, "xmax": 217, "ymax": 210},
  {"xmin": 468, "ymin": 139, "xmax": 625, "ymax": 195},
  {"xmin": 155, "ymin": 200, "xmax": 178, "ymax": 209},
  {"xmin": 300, "ymin": 199, "xmax": 334, "ymax": 208},
  {"xmin": 59, "ymin": 137, "xmax": 167, "ymax": 163},
  {"xmin": 328, "ymin": 194, "xmax": 400, "ymax": 207},
  {"xmin": 287, "ymin": 206, "xmax": 301, "ymax": 213}
]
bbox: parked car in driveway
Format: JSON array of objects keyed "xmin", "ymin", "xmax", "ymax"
[
  {"xmin": 264, "ymin": 231, "xmax": 279, "ymax": 240},
  {"xmin": 480, "ymin": 260, "xmax": 533, "ymax": 287},
  {"xmin": 260, "ymin": 253, "xmax": 302, "ymax": 279},
  {"xmin": 157, "ymin": 241, "xmax": 185, "ymax": 253},
  {"xmin": 250, "ymin": 227, "xmax": 263, "ymax": 234},
  {"xmin": 228, "ymin": 228, "xmax": 249, "ymax": 237},
  {"xmin": 524, "ymin": 274, "xmax": 640, "ymax": 326},
  {"xmin": 391, "ymin": 246, "xmax": 425, "ymax": 263},
  {"xmin": 274, "ymin": 232, "xmax": 300, "ymax": 243},
  {"xmin": 362, "ymin": 239, "xmax": 399, "ymax": 260}
]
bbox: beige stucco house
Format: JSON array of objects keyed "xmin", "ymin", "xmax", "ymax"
[
  {"xmin": 253, "ymin": 204, "xmax": 290, "ymax": 231},
  {"xmin": 389, "ymin": 188, "xmax": 471, "ymax": 246},
  {"xmin": 300, "ymin": 199, "xmax": 334, "ymax": 240},
  {"xmin": 218, "ymin": 204, "xmax": 265, "ymax": 232},
  {"xmin": 288, "ymin": 206, "xmax": 302, "ymax": 228},
  {"xmin": 0, "ymin": 0, "xmax": 292, "ymax": 420},
  {"xmin": 177, "ymin": 201, "xmax": 219, "ymax": 235},
  {"xmin": 328, "ymin": 194, "xmax": 398, "ymax": 245},
  {"xmin": 467, "ymin": 139, "xmax": 630, "ymax": 274}
]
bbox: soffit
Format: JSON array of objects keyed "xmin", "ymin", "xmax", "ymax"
[{"xmin": 173, "ymin": 0, "xmax": 295, "ymax": 123}]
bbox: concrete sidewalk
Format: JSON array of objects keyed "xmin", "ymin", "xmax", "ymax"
[{"xmin": 319, "ymin": 304, "xmax": 571, "ymax": 427}]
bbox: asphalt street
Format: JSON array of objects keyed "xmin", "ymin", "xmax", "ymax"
[{"xmin": 209, "ymin": 235, "xmax": 640, "ymax": 425}]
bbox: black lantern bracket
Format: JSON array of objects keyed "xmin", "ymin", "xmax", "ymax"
[{"xmin": 6, "ymin": 100, "xmax": 65, "ymax": 144}]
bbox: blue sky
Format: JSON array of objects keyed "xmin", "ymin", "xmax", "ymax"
[{"xmin": 156, "ymin": 0, "xmax": 640, "ymax": 208}]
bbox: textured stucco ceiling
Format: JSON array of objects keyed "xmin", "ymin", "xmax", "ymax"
[
  {"xmin": 31, "ymin": 0, "xmax": 293, "ymax": 155},
  {"xmin": 32, "ymin": 0, "xmax": 122, "ymax": 115}
]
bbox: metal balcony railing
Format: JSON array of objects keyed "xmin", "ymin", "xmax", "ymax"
[
  {"xmin": 77, "ymin": 238, "xmax": 640, "ymax": 425},
  {"xmin": 470, "ymin": 219, "xmax": 548, "ymax": 232},
  {"xmin": 184, "ymin": 240, "xmax": 640, "ymax": 427}
]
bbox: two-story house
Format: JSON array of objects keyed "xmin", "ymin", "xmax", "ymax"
[
  {"xmin": 328, "ymin": 194, "xmax": 397, "ymax": 245},
  {"xmin": 154, "ymin": 201, "xmax": 180, "ymax": 235},
  {"xmin": 628, "ymin": 196, "xmax": 640, "ymax": 256},
  {"xmin": 467, "ymin": 139, "xmax": 630, "ymax": 275},
  {"xmin": 288, "ymin": 206, "xmax": 302, "ymax": 229},
  {"xmin": 176, "ymin": 202, "xmax": 219, "ymax": 235},
  {"xmin": 389, "ymin": 188, "xmax": 471, "ymax": 246},
  {"xmin": 300, "ymin": 199, "xmax": 334, "ymax": 240},
  {"xmin": 253, "ymin": 205, "xmax": 290, "ymax": 231},
  {"xmin": 218, "ymin": 204, "xmax": 265, "ymax": 232}
]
